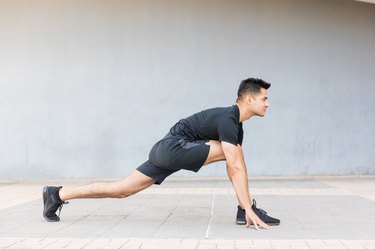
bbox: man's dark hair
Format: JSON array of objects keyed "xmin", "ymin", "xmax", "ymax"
[{"xmin": 237, "ymin": 78, "xmax": 271, "ymax": 102}]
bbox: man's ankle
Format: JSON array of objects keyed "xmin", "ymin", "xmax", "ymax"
[{"xmin": 54, "ymin": 187, "xmax": 63, "ymax": 202}]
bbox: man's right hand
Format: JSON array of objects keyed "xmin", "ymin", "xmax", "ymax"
[{"xmin": 245, "ymin": 208, "xmax": 269, "ymax": 230}]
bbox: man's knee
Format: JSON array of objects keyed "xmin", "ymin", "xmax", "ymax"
[
  {"xmin": 110, "ymin": 187, "xmax": 128, "ymax": 198},
  {"xmin": 114, "ymin": 191, "xmax": 130, "ymax": 198},
  {"xmin": 108, "ymin": 182, "xmax": 132, "ymax": 198},
  {"xmin": 113, "ymin": 186, "xmax": 140, "ymax": 198},
  {"xmin": 111, "ymin": 172, "xmax": 155, "ymax": 198}
]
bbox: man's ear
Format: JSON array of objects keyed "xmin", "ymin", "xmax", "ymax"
[{"xmin": 246, "ymin": 94, "xmax": 254, "ymax": 104}]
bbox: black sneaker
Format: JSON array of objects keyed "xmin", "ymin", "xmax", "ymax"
[
  {"xmin": 235, "ymin": 205, "xmax": 247, "ymax": 225},
  {"xmin": 42, "ymin": 186, "xmax": 68, "ymax": 222},
  {"xmin": 235, "ymin": 199, "xmax": 280, "ymax": 226}
]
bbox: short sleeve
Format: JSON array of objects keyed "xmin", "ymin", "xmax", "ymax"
[{"xmin": 217, "ymin": 117, "xmax": 239, "ymax": 146}]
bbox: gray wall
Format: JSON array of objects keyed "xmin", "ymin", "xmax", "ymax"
[{"xmin": 1, "ymin": 0, "xmax": 374, "ymax": 178}]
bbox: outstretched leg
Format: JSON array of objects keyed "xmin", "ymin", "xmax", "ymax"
[
  {"xmin": 59, "ymin": 170, "xmax": 156, "ymax": 201},
  {"xmin": 43, "ymin": 170, "xmax": 156, "ymax": 222}
]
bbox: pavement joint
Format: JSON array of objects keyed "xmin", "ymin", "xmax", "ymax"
[{"xmin": 205, "ymin": 194, "xmax": 215, "ymax": 239}]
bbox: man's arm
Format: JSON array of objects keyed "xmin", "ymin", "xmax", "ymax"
[
  {"xmin": 232, "ymin": 144, "xmax": 254, "ymax": 206},
  {"xmin": 221, "ymin": 141, "xmax": 269, "ymax": 230}
]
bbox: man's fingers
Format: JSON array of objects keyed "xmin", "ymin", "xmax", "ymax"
[
  {"xmin": 258, "ymin": 218, "xmax": 269, "ymax": 230},
  {"xmin": 245, "ymin": 211, "xmax": 270, "ymax": 230},
  {"xmin": 251, "ymin": 217, "xmax": 268, "ymax": 230},
  {"xmin": 245, "ymin": 217, "xmax": 251, "ymax": 228},
  {"xmin": 255, "ymin": 216, "xmax": 269, "ymax": 230},
  {"xmin": 249, "ymin": 217, "xmax": 259, "ymax": 230},
  {"xmin": 253, "ymin": 221, "xmax": 259, "ymax": 231}
]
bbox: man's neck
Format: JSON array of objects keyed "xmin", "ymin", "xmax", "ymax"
[{"xmin": 236, "ymin": 102, "xmax": 254, "ymax": 122}]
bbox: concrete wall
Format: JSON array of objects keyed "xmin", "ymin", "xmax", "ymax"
[{"xmin": 1, "ymin": 0, "xmax": 374, "ymax": 178}]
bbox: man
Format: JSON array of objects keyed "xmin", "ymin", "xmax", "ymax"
[{"xmin": 43, "ymin": 78, "xmax": 280, "ymax": 230}]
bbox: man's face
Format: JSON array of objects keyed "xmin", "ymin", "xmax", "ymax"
[{"xmin": 250, "ymin": 88, "xmax": 269, "ymax": 117}]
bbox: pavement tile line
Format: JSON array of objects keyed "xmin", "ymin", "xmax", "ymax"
[
  {"xmin": 0, "ymin": 184, "xmax": 43, "ymax": 210},
  {"xmin": 1, "ymin": 238, "xmax": 375, "ymax": 249},
  {"xmin": 320, "ymin": 180, "xmax": 375, "ymax": 202},
  {"xmin": 139, "ymin": 188, "xmax": 353, "ymax": 196},
  {"xmin": 0, "ymin": 186, "xmax": 353, "ymax": 211}
]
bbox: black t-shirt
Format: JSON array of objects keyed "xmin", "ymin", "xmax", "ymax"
[{"xmin": 169, "ymin": 105, "xmax": 243, "ymax": 146}]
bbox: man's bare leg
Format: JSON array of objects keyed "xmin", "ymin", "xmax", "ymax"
[
  {"xmin": 58, "ymin": 140, "xmax": 225, "ymax": 202},
  {"xmin": 203, "ymin": 140, "xmax": 226, "ymax": 165},
  {"xmin": 59, "ymin": 170, "xmax": 156, "ymax": 201}
]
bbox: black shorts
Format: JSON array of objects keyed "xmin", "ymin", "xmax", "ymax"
[{"xmin": 137, "ymin": 133, "xmax": 210, "ymax": 184}]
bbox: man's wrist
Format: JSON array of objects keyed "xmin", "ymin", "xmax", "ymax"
[
  {"xmin": 243, "ymin": 200, "xmax": 253, "ymax": 210},
  {"xmin": 244, "ymin": 206, "xmax": 252, "ymax": 211}
]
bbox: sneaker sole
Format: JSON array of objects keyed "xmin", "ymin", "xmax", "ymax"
[
  {"xmin": 266, "ymin": 222, "xmax": 280, "ymax": 226},
  {"xmin": 236, "ymin": 220, "xmax": 246, "ymax": 225},
  {"xmin": 42, "ymin": 186, "xmax": 60, "ymax": 222},
  {"xmin": 236, "ymin": 220, "xmax": 280, "ymax": 226}
]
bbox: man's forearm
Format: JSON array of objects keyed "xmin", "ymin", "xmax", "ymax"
[
  {"xmin": 222, "ymin": 143, "xmax": 253, "ymax": 210},
  {"xmin": 227, "ymin": 165, "xmax": 252, "ymax": 209}
]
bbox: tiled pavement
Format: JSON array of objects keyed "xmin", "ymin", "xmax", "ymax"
[{"xmin": 0, "ymin": 176, "xmax": 374, "ymax": 249}]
